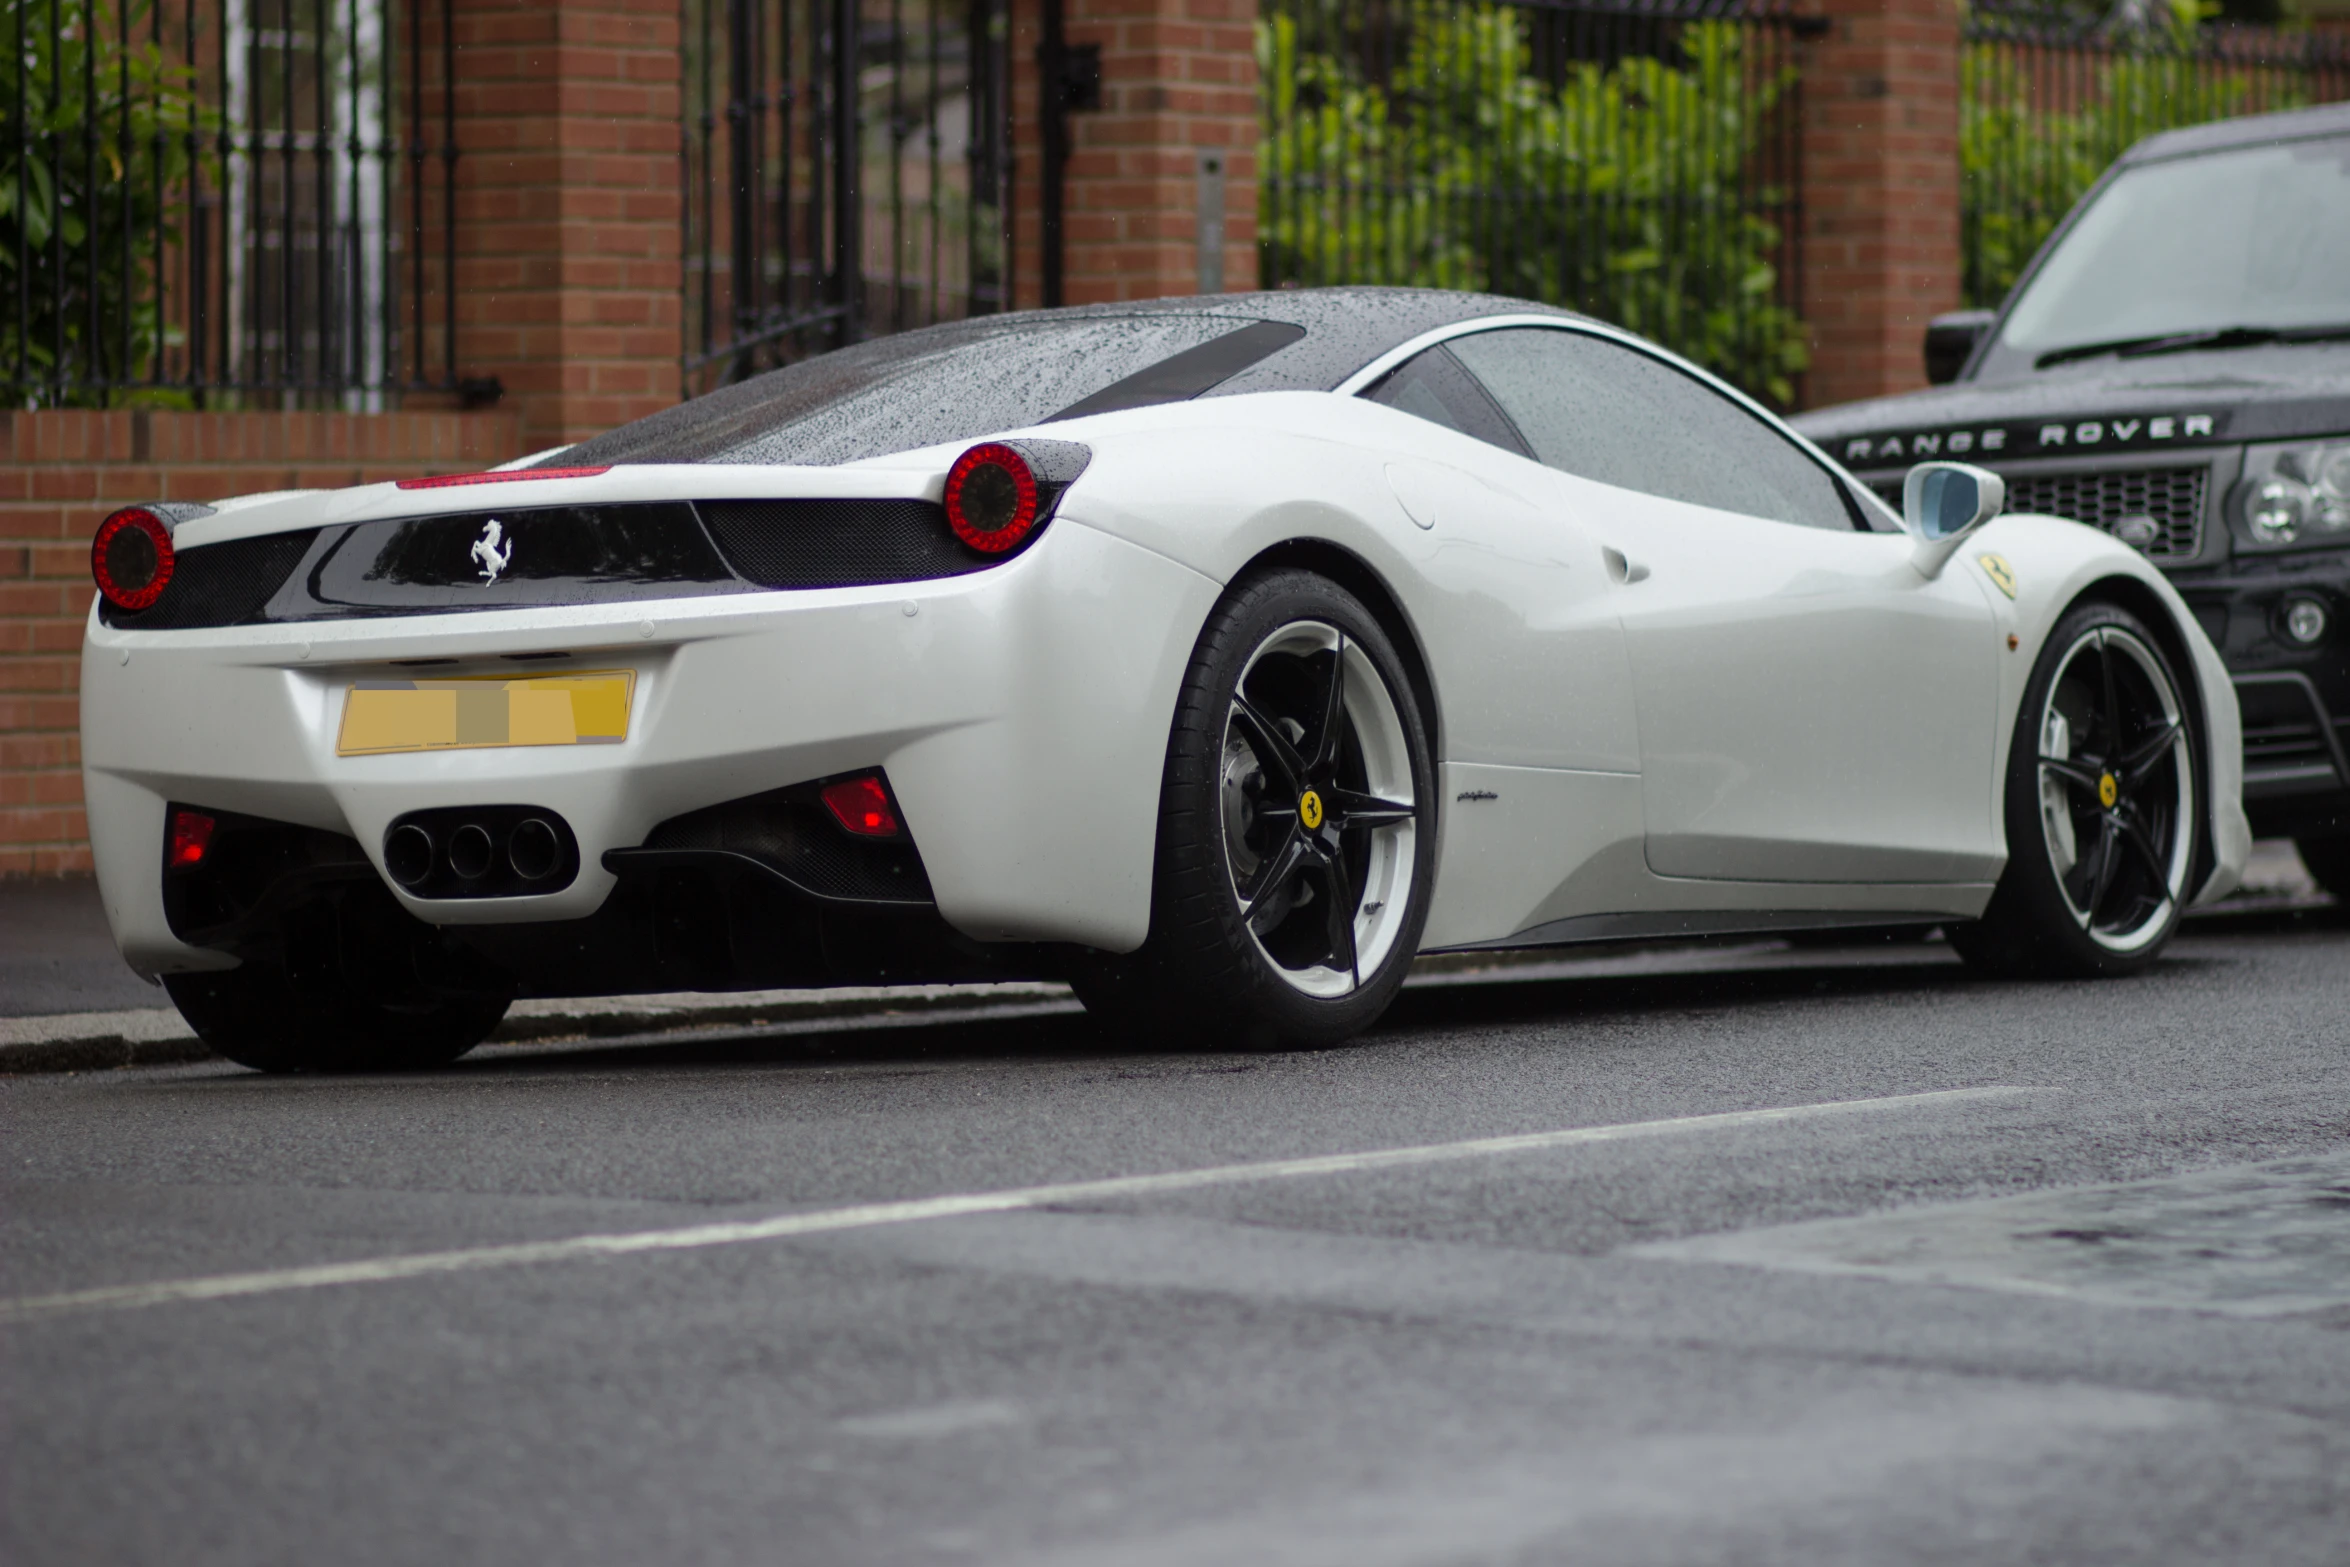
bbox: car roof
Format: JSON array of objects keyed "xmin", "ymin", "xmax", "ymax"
[
  {"xmin": 964, "ymin": 287, "xmax": 1582, "ymax": 396},
  {"xmin": 2120, "ymin": 98, "xmax": 2350, "ymax": 166}
]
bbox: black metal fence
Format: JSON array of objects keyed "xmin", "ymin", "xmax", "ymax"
[
  {"xmin": 3, "ymin": 0, "xmax": 459, "ymax": 408},
  {"xmin": 679, "ymin": 0, "xmax": 1011, "ymax": 399},
  {"xmin": 1962, "ymin": 2, "xmax": 2350, "ymax": 310},
  {"xmin": 1259, "ymin": 0, "xmax": 1823, "ymax": 407}
]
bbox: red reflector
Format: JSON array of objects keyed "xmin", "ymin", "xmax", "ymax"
[
  {"xmin": 91, "ymin": 507, "xmax": 177, "ymax": 613},
  {"xmin": 394, "ymin": 466, "xmax": 611, "ymax": 490},
  {"xmin": 168, "ymin": 810, "xmax": 216, "ymax": 870},
  {"xmin": 820, "ymin": 775, "xmax": 900, "ymax": 838},
  {"xmin": 943, "ymin": 443, "xmax": 1040, "ymax": 554}
]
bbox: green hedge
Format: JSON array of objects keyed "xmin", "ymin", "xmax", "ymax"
[
  {"xmin": 1961, "ymin": 1, "xmax": 2317, "ymax": 308},
  {"xmin": 1, "ymin": 0, "xmax": 214, "ymax": 407},
  {"xmin": 1259, "ymin": 3, "xmax": 1810, "ymax": 407}
]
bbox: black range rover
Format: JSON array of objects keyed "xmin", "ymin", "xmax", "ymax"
[{"xmin": 1794, "ymin": 100, "xmax": 2350, "ymax": 898}]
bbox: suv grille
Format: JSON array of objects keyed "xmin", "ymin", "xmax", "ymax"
[{"xmin": 2003, "ymin": 467, "xmax": 2207, "ymax": 558}]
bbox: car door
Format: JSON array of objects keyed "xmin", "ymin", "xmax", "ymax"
[
  {"xmin": 1447, "ymin": 326, "xmax": 2004, "ymax": 885},
  {"xmin": 1350, "ymin": 336, "xmax": 1646, "ymax": 946}
]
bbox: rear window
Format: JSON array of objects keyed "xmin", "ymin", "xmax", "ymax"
[{"xmin": 546, "ymin": 315, "xmax": 1300, "ymax": 468}]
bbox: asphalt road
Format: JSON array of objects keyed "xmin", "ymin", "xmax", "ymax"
[{"xmin": 6, "ymin": 919, "xmax": 2350, "ymax": 1566}]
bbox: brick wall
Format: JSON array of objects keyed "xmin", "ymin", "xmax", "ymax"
[
  {"xmin": 444, "ymin": 0, "xmax": 685, "ymax": 452},
  {"xmin": 1010, "ymin": 0, "xmax": 1262, "ymax": 308},
  {"xmin": 0, "ymin": 410, "xmax": 523, "ymax": 875},
  {"xmin": 1799, "ymin": 0, "xmax": 1965, "ymax": 409}
]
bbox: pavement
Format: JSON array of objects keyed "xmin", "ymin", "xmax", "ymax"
[{"xmin": 6, "ymin": 913, "xmax": 2350, "ymax": 1565}]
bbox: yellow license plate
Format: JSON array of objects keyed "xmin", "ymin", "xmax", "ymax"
[{"xmin": 337, "ymin": 670, "xmax": 635, "ymax": 757}]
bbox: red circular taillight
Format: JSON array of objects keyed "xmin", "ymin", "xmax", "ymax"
[
  {"xmin": 943, "ymin": 443, "xmax": 1040, "ymax": 554},
  {"xmin": 91, "ymin": 507, "xmax": 176, "ymax": 613}
]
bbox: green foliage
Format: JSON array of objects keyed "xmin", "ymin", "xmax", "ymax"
[
  {"xmin": 1, "ymin": 0, "xmax": 215, "ymax": 406},
  {"xmin": 1961, "ymin": 0, "xmax": 2311, "ymax": 307},
  {"xmin": 1258, "ymin": 2, "xmax": 1810, "ymax": 407}
]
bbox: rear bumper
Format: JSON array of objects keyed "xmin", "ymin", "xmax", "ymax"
[{"xmin": 82, "ymin": 518, "xmax": 1220, "ymax": 978}]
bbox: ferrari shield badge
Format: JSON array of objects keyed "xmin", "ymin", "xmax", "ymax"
[{"xmin": 1977, "ymin": 552, "xmax": 2017, "ymax": 599}]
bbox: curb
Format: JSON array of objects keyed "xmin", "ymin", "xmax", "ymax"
[
  {"xmin": 0, "ymin": 982, "xmax": 1075, "ymax": 1075},
  {"xmin": 5, "ymin": 896, "xmax": 2332, "ymax": 1076}
]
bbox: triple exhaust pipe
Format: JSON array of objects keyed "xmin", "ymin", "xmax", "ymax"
[{"xmin": 382, "ymin": 807, "xmax": 576, "ymax": 899}]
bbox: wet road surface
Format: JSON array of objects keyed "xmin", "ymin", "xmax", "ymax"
[{"xmin": 6, "ymin": 920, "xmax": 2350, "ymax": 1565}]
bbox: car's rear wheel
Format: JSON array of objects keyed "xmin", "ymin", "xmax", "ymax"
[
  {"xmin": 1072, "ymin": 570, "xmax": 1435, "ymax": 1047},
  {"xmin": 1950, "ymin": 601, "xmax": 2199, "ymax": 977},
  {"xmin": 165, "ymin": 963, "xmax": 509, "ymax": 1073}
]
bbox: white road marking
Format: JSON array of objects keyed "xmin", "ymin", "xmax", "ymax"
[{"xmin": 0, "ymin": 1087, "xmax": 2042, "ymax": 1325}]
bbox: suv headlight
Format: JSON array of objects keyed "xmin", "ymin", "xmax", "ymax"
[{"xmin": 2232, "ymin": 441, "xmax": 2350, "ymax": 548}]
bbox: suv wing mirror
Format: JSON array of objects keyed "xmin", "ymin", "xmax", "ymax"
[
  {"xmin": 1902, "ymin": 461, "xmax": 2005, "ymax": 578},
  {"xmin": 1923, "ymin": 308, "xmax": 1995, "ymax": 385}
]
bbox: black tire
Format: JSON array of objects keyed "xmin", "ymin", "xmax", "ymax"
[
  {"xmin": 1074, "ymin": 569, "xmax": 1437, "ymax": 1048},
  {"xmin": 165, "ymin": 963, "xmax": 508, "ymax": 1073},
  {"xmin": 1950, "ymin": 600, "xmax": 2200, "ymax": 978},
  {"xmin": 2292, "ymin": 836, "xmax": 2350, "ymax": 903}
]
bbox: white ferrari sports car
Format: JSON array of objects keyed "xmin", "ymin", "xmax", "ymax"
[{"xmin": 81, "ymin": 288, "xmax": 2249, "ymax": 1069}]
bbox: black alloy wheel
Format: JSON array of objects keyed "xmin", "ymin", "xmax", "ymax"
[
  {"xmin": 1071, "ymin": 570, "xmax": 1435, "ymax": 1047},
  {"xmin": 1951, "ymin": 600, "xmax": 2199, "ymax": 977}
]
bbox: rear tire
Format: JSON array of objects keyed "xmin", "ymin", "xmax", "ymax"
[
  {"xmin": 1950, "ymin": 601, "xmax": 2199, "ymax": 978},
  {"xmin": 1075, "ymin": 570, "xmax": 1436, "ymax": 1048},
  {"xmin": 165, "ymin": 964, "xmax": 508, "ymax": 1073}
]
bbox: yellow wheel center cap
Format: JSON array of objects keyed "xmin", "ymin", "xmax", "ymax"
[
  {"xmin": 1299, "ymin": 789, "xmax": 1325, "ymax": 830},
  {"xmin": 2099, "ymin": 773, "xmax": 2119, "ymax": 808}
]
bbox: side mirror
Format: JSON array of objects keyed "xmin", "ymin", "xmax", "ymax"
[
  {"xmin": 1902, "ymin": 461, "xmax": 2005, "ymax": 578},
  {"xmin": 1923, "ymin": 308, "xmax": 1995, "ymax": 385}
]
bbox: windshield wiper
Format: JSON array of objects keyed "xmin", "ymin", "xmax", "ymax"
[{"xmin": 2037, "ymin": 323, "xmax": 2350, "ymax": 370}]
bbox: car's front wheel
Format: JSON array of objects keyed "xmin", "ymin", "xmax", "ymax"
[
  {"xmin": 165, "ymin": 963, "xmax": 509, "ymax": 1073},
  {"xmin": 1073, "ymin": 570, "xmax": 1436, "ymax": 1047},
  {"xmin": 1950, "ymin": 600, "xmax": 2200, "ymax": 977}
]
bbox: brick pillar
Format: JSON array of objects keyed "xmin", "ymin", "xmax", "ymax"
[
  {"xmin": 1799, "ymin": 0, "xmax": 1962, "ymax": 410},
  {"xmin": 1009, "ymin": 0, "xmax": 1261, "ymax": 309},
  {"xmin": 447, "ymin": 0, "xmax": 683, "ymax": 452}
]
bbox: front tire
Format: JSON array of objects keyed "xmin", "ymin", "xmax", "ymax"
[
  {"xmin": 165, "ymin": 963, "xmax": 509, "ymax": 1073},
  {"xmin": 1075, "ymin": 570, "xmax": 1436, "ymax": 1047},
  {"xmin": 1950, "ymin": 601, "xmax": 2199, "ymax": 978}
]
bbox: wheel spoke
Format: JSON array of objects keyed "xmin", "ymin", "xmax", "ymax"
[
  {"xmin": 2097, "ymin": 630, "xmax": 2122, "ymax": 755},
  {"xmin": 2038, "ymin": 756, "xmax": 2105, "ymax": 795},
  {"xmin": 2082, "ymin": 814, "xmax": 2121, "ymax": 925},
  {"xmin": 1230, "ymin": 694, "xmax": 1306, "ymax": 795},
  {"xmin": 1318, "ymin": 843, "xmax": 1360, "ymax": 987},
  {"xmin": 2117, "ymin": 814, "xmax": 2176, "ymax": 906},
  {"xmin": 1307, "ymin": 636, "xmax": 1348, "ymax": 772},
  {"xmin": 1327, "ymin": 787, "xmax": 1414, "ymax": 829},
  {"xmin": 2119, "ymin": 717, "xmax": 2183, "ymax": 787},
  {"xmin": 1241, "ymin": 823, "xmax": 1311, "ymax": 933}
]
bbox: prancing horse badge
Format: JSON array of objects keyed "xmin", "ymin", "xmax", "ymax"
[
  {"xmin": 1977, "ymin": 552, "xmax": 2017, "ymax": 600},
  {"xmin": 471, "ymin": 519, "xmax": 514, "ymax": 585}
]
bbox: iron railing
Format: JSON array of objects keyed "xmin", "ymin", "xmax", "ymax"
[
  {"xmin": 680, "ymin": 0, "xmax": 1012, "ymax": 398},
  {"xmin": 3, "ymin": 0, "xmax": 459, "ymax": 407},
  {"xmin": 1259, "ymin": 0, "xmax": 1823, "ymax": 407},
  {"xmin": 1962, "ymin": 2, "xmax": 2350, "ymax": 309}
]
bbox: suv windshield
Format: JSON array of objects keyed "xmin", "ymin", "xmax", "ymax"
[
  {"xmin": 1982, "ymin": 133, "xmax": 2350, "ymax": 379},
  {"xmin": 545, "ymin": 313, "xmax": 1298, "ymax": 468}
]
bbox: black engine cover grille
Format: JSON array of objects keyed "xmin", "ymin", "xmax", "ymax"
[
  {"xmin": 98, "ymin": 497, "xmax": 1025, "ymax": 631},
  {"xmin": 100, "ymin": 530, "xmax": 319, "ymax": 631},
  {"xmin": 697, "ymin": 498, "xmax": 1006, "ymax": 589}
]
